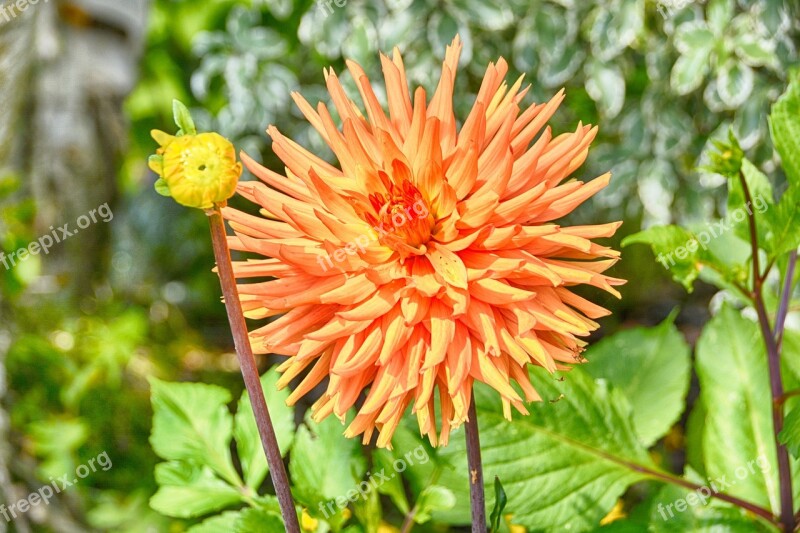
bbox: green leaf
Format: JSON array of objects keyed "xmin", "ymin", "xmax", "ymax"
[
  {"xmin": 671, "ymin": 49, "xmax": 709, "ymax": 95},
  {"xmin": 583, "ymin": 312, "xmax": 691, "ymax": 446},
  {"xmin": 373, "ymin": 449, "xmax": 410, "ymax": 514},
  {"xmin": 187, "ymin": 512, "xmax": 241, "ymax": 533},
  {"xmin": 727, "ymin": 158, "xmax": 774, "ymax": 244},
  {"xmin": 433, "ymin": 368, "xmax": 655, "ymax": 530},
  {"xmin": 489, "ymin": 477, "xmax": 507, "ymax": 533},
  {"xmin": 153, "ymin": 178, "xmax": 171, "ymax": 197},
  {"xmin": 706, "ymin": 0, "xmax": 734, "ymax": 35},
  {"xmin": 149, "ymin": 463, "xmax": 243, "ymax": 518},
  {"xmin": 728, "ymin": 158, "xmax": 773, "ymax": 210},
  {"xmin": 149, "ymin": 378, "xmax": 239, "ymax": 485},
  {"xmin": 234, "ymin": 369, "xmax": 295, "ymax": 489},
  {"xmin": 452, "ymin": 0, "xmax": 513, "ymax": 31},
  {"xmin": 717, "ymin": 60, "xmax": 754, "ymax": 108},
  {"xmin": 764, "ymin": 186, "xmax": 800, "ymax": 258},
  {"xmin": 684, "ymin": 396, "xmax": 708, "ymax": 478},
  {"xmin": 585, "ymin": 59, "xmax": 625, "ymax": 118},
  {"xmin": 779, "ymin": 404, "xmax": 800, "ymax": 458},
  {"xmin": 649, "ymin": 483, "xmax": 774, "ymax": 532},
  {"xmin": 622, "ymin": 225, "xmax": 700, "ymax": 291},
  {"xmin": 234, "ymin": 507, "xmax": 285, "ymax": 533},
  {"xmin": 674, "ymin": 21, "xmax": 715, "ymax": 55},
  {"xmin": 413, "ymin": 485, "xmax": 457, "ymax": 524},
  {"xmin": 695, "ymin": 305, "xmax": 780, "ymax": 512},
  {"xmin": 352, "ymin": 483, "xmax": 382, "ymax": 533},
  {"xmin": 769, "ymin": 73, "xmax": 800, "ymax": 186},
  {"xmin": 172, "ymin": 99, "xmax": 197, "ymax": 136},
  {"xmin": 734, "ymin": 33, "xmax": 777, "ymax": 68},
  {"xmin": 289, "ymin": 411, "xmax": 367, "ymax": 513}
]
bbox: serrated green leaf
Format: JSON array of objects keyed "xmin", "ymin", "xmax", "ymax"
[
  {"xmin": 696, "ymin": 305, "xmax": 780, "ymax": 512},
  {"xmin": 149, "ymin": 378, "xmax": 239, "ymax": 485},
  {"xmin": 431, "ymin": 368, "xmax": 656, "ymax": 530},
  {"xmin": 234, "ymin": 369, "xmax": 295, "ymax": 489},
  {"xmin": 769, "ymin": 73, "xmax": 800, "ymax": 187},
  {"xmin": 765, "ymin": 186, "xmax": 800, "ymax": 259},
  {"xmin": 234, "ymin": 507, "xmax": 285, "ymax": 533},
  {"xmin": 289, "ymin": 411, "xmax": 367, "ymax": 514},
  {"xmin": 583, "ymin": 313, "xmax": 691, "ymax": 446},
  {"xmin": 149, "ymin": 464, "xmax": 242, "ymax": 519}
]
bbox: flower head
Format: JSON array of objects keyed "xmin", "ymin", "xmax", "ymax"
[
  {"xmin": 149, "ymin": 102, "xmax": 242, "ymax": 209},
  {"xmin": 225, "ymin": 36, "xmax": 623, "ymax": 448}
]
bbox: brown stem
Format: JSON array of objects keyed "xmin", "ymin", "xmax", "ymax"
[
  {"xmin": 568, "ymin": 434, "xmax": 778, "ymax": 524},
  {"xmin": 207, "ymin": 206, "xmax": 300, "ymax": 533},
  {"xmin": 465, "ymin": 388, "xmax": 487, "ymax": 532},
  {"xmin": 739, "ymin": 171, "xmax": 794, "ymax": 531},
  {"xmin": 630, "ymin": 462, "xmax": 778, "ymax": 524},
  {"xmin": 400, "ymin": 510, "xmax": 416, "ymax": 533}
]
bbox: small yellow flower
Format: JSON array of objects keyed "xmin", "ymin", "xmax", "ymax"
[
  {"xmin": 150, "ymin": 130, "xmax": 242, "ymax": 209},
  {"xmin": 300, "ymin": 509, "xmax": 318, "ymax": 531},
  {"xmin": 600, "ymin": 500, "xmax": 626, "ymax": 525}
]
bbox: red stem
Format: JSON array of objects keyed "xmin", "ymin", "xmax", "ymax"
[
  {"xmin": 739, "ymin": 171, "xmax": 794, "ymax": 531},
  {"xmin": 465, "ymin": 388, "xmax": 487, "ymax": 532},
  {"xmin": 207, "ymin": 206, "xmax": 301, "ymax": 533}
]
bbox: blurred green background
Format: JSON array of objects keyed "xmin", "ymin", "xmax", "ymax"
[{"xmin": 0, "ymin": 0, "xmax": 797, "ymax": 531}]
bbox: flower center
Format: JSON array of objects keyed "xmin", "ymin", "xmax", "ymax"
[{"xmin": 365, "ymin": 179, "xmax": 434, "ymax": 253}]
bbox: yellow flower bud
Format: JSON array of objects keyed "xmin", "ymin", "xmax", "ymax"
[
  {"xmin": 300, "ymin": 509, "xmax": 318, "ymax": 531},
  {"xmin": 150, "ymin": 130, "xmax": 242, "ymax": 209}
]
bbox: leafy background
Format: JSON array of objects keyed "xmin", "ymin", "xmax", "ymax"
[{"xmin": 0, "ymin": 0, "xmax": 799, "ymax": 531}]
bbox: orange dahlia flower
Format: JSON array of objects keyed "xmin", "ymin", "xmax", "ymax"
[{"xmin": 224, "ymin": 36, "xmax": 623, "ymax": 448}]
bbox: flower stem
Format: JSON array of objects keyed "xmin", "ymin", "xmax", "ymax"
[
  {"xmin": 739, "ymin": 171, "xmax": 794, "ymax": 532},
  {"xmin": 207, "ymin": 205, "xmax": 300, "ymax": 533},
  {"xmin": 465, "ymin": 388, "xmax": 487, "ymax": 532}
]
